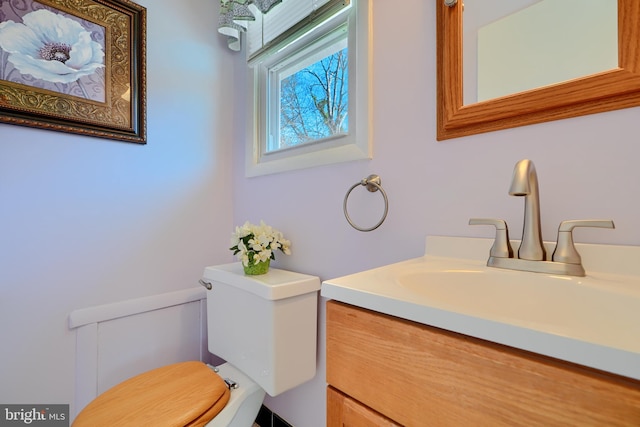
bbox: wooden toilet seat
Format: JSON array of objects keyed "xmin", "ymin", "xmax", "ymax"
[{"xmin": 73, "ymin": 361, "xmax": 230, "ymax": 427}]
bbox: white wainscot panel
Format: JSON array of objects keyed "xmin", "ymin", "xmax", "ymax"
[
  {"xmin": 68, "ymin": 287, "xmax": 209, "ymax": 420},
  {"xmin": 97, "ymin": 301, "xmax": 203, "ymax": 392}
]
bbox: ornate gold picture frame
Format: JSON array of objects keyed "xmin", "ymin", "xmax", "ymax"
[{"xmin": 0, "ymin": 0, "xmax": 146, "ymax": 143}]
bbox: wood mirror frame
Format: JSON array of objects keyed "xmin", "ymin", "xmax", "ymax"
[{"xmin": 437, "ymin": 0, "xmax": 640, "ymax": 140}]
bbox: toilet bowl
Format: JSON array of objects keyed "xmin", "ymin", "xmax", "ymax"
[
  {"xmin": 72, "ymin": 263, "xmax": 320, "ymax": 426},
  {"xmin": 206, "ymin": 363, "xmax": 265, "ymax": 427}
]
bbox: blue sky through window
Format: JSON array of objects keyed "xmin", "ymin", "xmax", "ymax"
[{"xmin": 278, "ymin": 47, "xmax": 348, "ymax": 149}]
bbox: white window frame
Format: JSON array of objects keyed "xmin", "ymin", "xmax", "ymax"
[{"xmin": 245, "ymin": 0, "xmax": 372, "ymax": 177}]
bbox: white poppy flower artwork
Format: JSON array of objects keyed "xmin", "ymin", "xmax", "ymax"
[{"xmin": 0, "ymin": 8, "xmax": 105, "ymax": 84}]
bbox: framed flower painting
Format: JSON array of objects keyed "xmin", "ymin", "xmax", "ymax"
[{"xmin": 0, "ymin": 0, "xmax": 146, "ymax": 143}]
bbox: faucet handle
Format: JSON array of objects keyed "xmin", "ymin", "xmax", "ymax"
[
  {"xmin": 469, "ymin": 218, "xmax": 514, "ymax": 258},
  {"xmin": 552, "ymin": 219, "xmax": 615, "ymax": 264}
]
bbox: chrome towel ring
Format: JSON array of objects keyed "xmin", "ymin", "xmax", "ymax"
[{"xmin": 343, "ymin": 174, "xmax": 389, "ymax": 232}]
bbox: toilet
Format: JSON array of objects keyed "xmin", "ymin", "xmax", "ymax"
[{"xmin": 73, "ymin": 263, "xmax": 320, "ymax": 427}]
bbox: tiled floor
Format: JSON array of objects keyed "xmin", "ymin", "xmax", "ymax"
[{"xmin": 255, "ymin": 405, "xmax": 293, "ymax": 427}]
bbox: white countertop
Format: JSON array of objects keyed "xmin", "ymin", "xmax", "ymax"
[{"xmin": 322, "ymin": 236, "xmax": 640, "ymax": 381}]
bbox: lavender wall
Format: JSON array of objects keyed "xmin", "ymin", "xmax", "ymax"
[
  {"xmin": 231, "ymin": 1, "xmax": 640, "ymax": 426},
  {"xmin": 1, "ymin": 0, "xmax": 638, "ymax": 426},
  {"xmin": 0, "ymin": 0, "xmax": 235, "ymax": 412}
]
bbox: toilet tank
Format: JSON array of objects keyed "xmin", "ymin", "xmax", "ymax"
[{"xmin": 202, "ymin": 263, "xmax": 320, "ymax": 396}]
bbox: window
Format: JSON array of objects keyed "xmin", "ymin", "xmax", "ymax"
[
  {"xmin": 273, "ymin": 31, "xmax": 348, "ymax": 151},
  {"xmin": 245, "ymin": 0, "xmax": 371, "ymax": 177}
]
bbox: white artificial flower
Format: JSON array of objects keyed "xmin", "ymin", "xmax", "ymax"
[
  {"xmin": 0, "ymin": 9, "xmax": 105, "ymax": 83},
  {"xmin": 282, "ymin": 244, "xmax": 291, "ymax": 256},
  {"xmin": 254, "ymin": 249, "xmax": 271, "ymax": 263},
  {"xmin": 259, "ymin": 233, "xmax": 271, "ymax": 244},
  {"xmin": 240, "ymin": 253, "xmax": 250, "ymax": 267},
  {"xmin": 239, "ymin": 221, "xmax": 252, "ymax": 236},
  {"xmin": 249, "ymin": 238, "xmax": 263, "ymax": 252}
]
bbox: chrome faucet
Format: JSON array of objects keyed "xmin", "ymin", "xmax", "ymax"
[
  {"xmin": 509, "ymin": 159, "xmax": 545, "ymax": 261},
  {"xmin": 470, "ymin": 159, "xmax": 614, "ymax": 277}
]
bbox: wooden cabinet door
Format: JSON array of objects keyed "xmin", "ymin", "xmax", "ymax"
[
  {"xmin": 327, "ymin": 300, "xmax": 640, "ymax": 426},
  {"xmin": 327, "ymin": 387, "xmax": 400, "ymax": 427}
]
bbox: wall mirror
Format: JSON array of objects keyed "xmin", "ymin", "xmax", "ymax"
[{"xmin": 437, "ymin": 0, "xmax": 640, "ymax": 140}]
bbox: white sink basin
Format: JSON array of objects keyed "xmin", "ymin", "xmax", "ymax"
[
  {"xmin": 322, "ymin": 236, "xmax": 640, "ymax": 380},
  {"xmin": 397, "ymin": 265, "xmax": 638, "ymax": 347}
]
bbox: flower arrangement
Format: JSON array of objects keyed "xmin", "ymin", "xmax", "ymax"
[{"xmin": 230, "ymin": 221, "xmax": 291, "ymax": 274}]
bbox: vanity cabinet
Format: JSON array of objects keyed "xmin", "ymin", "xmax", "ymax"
[{"xmin": 326, "ymin": 300, "xmax": 640, "ymax": 426}]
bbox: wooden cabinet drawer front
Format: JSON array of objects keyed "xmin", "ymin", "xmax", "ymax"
[
  {"xmin": 326, "ymin": 301, "xmax": 640, "ymax": 426},
  {"xmin": 327, "ymin": 386, "xmax": 400, "ymax": 427}
]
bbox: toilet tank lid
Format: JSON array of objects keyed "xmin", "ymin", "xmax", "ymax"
[{"xmin": 202, "ymin": 263, "xmax": 320, "ymax": 300}]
